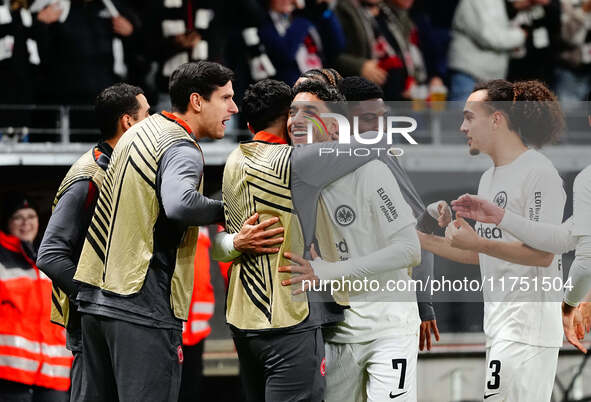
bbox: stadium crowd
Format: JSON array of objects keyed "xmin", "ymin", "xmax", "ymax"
[
  {"xmin": 2, "ymin": 1, "xmax": 591, "ymax": 402},
  {"xmin": 1, "ymin": 0, "xmax": 591, "ymax": 115}
]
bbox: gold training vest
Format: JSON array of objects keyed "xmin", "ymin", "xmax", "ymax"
[
  {"xmin": 50, "ymin": 149, "xmax": 105, "ymax": 327},
  {"xmin": 74, "ymin": 113, "xmax": 202, "ymax": 320},
  {"xmin": 223, "ymin": 142, "xmax": 308, "ymax": 331}
]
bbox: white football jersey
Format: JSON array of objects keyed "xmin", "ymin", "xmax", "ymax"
[
  {"xmin": 573, "ymin": 165, "xmax": 591, "ymax": 237},
  {"xmin": 476, "ymin": 150, "xmax": 565, "ymax": 347},
  {"xmin": 320, "ymin": 160, "xmax": 420, "ymax": 343}
]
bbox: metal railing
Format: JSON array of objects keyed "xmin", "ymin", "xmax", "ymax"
[
  {"xmin": 1, "ymin": 103, "xmax": 590, "ymax": 146},
  {"xmin": 0, "ymin": 104, "xmax": 246, "ymax": 144}
]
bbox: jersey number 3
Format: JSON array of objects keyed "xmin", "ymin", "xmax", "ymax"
[{"xmin": 487, "ymin": 360, "xmax": 501, "ymax": 390}]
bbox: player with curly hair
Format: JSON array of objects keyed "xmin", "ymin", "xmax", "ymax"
[{"xmin": 420, "ymin": 79, "xmax": 566, "ymax": 401}]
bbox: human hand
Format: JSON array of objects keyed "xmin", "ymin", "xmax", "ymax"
[
  {"xmin": 563, "ymin": 302, "xmax": 587, "ymax": 353},
  {"xmin": 427, "ymin": 200, "xmax": 452, "ymax": 228},
  {"xmin": 37, "ymin": 3, "xmax": 62, "ymax": 24},
  {"xmin": 419, "ymin": 320, "xmax": 441, "ymax": 351},
  {"xmin": 112, "ymin": 16, "xmax": 134, "ymax": 37},
  {"xmin": 451, "ymin": 194, "xmax": 504, "ymax": 225},
  {"xmin": 233, "ymin": 213, "xmax": 284, "ymax": 254},
  {"xmin": 361, "ymin": 60, "xmax": 387, "ymax": 86},
  {"xmin": 279, "ymin": 244, "xmax": 321, "ymax": 295},
  {"xmin": 445, "ymin": 217, "xmax": 480, "ymax": 251}
]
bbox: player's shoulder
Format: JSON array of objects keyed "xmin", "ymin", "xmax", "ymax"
[
  {"xmin": 356, "ymin": 159, "xmax": 391, "ymax": 176},
  {"xmin": 63, "ymin": 148, "xmax": 98, "ymax": 180},
  {"xmin": 353, "ymin": 159, "xmax": 399, "ymax": 190},
  {"xmin": 523, "ymin": 149, "xmax": 561, "ymax": 178},
  {"xmin": 226, "ymin": 145, "xmax": 244, "ymax": 163},
  {"xmin": 574, "ymin": 165, "xmax": 591, "ymax": 191},
  {"xmin": 479, "ymin": 165, "xmax": 494, "ymax": 185},
  {"xmin": 521, "ymin": 149, "xmax": 554, "ymax": 168}
]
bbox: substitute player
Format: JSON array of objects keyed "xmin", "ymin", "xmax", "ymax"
[
  {"xmin": 37, "ymin": 83, "xmax": 149, "ymax": 400},
  {"xmin": 224, "ymin": 78, "xmax": 419, "ymax": 401},
  {"xmin": 420, "ymin": 79, "xmax": 566, "ymax": 401},
  {"xmin": 71, "ymin": 61, "xmax": 274, "ymax": 402}
]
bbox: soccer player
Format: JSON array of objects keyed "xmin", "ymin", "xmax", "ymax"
[
  {"xmin": 448, "ymin": 96, "xmax": 591, "ymax": 353},
  {"xmin": 71, "ymin": 61, "xmax": 270, "ymax": 402},
  {"xmin": 224, "ymin": 78, "xmax": 406, "ymax": 401},
  {"xmin": 279, "ymin": 79, "xmax": 423, "ymax": 402},
  {"xmin": 339, "ymin": 76, "xmax": 441, "ymax": 351},
  {"xmin": 37, "ymin": 83, "xmax": 149, "ymax": 400},
  {"xmin": 420, "ymin": 79, "xmax": 566, "ymax": 401}
]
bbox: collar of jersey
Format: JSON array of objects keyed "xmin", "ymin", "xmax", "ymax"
[
  {"xmin": 253, "ymin": 131, "xmax": 288, "ymax": 144},
  {"xmin": 160, "ymin": 111, "xmax": 193, "ymax": 136}
]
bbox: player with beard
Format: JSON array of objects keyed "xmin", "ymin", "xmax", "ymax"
[{"xmin": 420, "ymin": 79, "xmax": 566, "ymax": 401}]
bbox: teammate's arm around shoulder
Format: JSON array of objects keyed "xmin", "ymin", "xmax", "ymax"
[{"xmin": 159, "ymin": 142, "xmax": 224, "ymax": 226}]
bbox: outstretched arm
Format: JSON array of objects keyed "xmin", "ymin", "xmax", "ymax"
[
  {"xmin": 279, "ymin": 224, "xmax": 420, "ymax": 292},
  {"xmin": 452, "ymin": 194, "xmax": 576, "ymax": 254},
  {"xmin": 418, "ymin": 230, "xmax": 480, "ymax": 266},
  {"xmin": 445, "ymin": 218, "xmax": 554, "ymax": 267}
]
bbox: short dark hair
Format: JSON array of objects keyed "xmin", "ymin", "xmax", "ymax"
[
  {"xmin": 338, "ymin": 76, "xmax": 384, "ymax": 101},
  {"xmin": 473, "ymin": 79, "xmax": 565, "ymax": 148},
  {"xmin": 292, "ymin": 79, "xmax": 345, "ymax": 102},
  {"xmin": 169, "ymin": 61, "xmax": 234, "ymax": 112},
  {"xmin": 95, "ymin": 83, "xmax": 144, "ymax": 141},
  {"xmin": 241, "ymin": 79, "xmax": 293, "ymax": 133}
]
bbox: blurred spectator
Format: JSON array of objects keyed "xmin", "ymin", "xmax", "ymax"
[
  {"xmin": 146, "ymin": 0, "xmax": 220, "ymax": 111},
  {"xmin": 259, "ymin": 0, "xmax": 345, "ymax": 86},
  {"xmin": 555, "ymin": 0, "xmax": 591, "ymax": 101},
  {"xmin": 410, "ymin": 0, "xmax": 459, "ymax": 86},
  {"xmin": 506, "ymin": 0, "xmax": 561, "ymax": 85},
  {"xmin": 0, "ymin": 194, "xmax": 72, "ymax": 402},
  {"xmin": 0, "ymin": 0, "xmax": 48, "ymax": 131},
  {"xmin": 147, "ymin": 0, "xmax": 274, "ymax": 112},
  {"xmin": 334, "ymin": 0, "xmax": 428, "ymax": 100},
  {"xmin": 38, "ymin": 0, "xmax": 140, "ymax": 105},
  {"xmin": 117, "ymin": 0, "xmax": 158, "ymax": 104},
  {"xmin": 447, "ymin": 0, "xmax": 527, "ymax": 101}
]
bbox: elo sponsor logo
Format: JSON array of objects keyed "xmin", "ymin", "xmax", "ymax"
[{"xmin": 377, "ymin": 187, "xmax": 398, "ymax": 222}]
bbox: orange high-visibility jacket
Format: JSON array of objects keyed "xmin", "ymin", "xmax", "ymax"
[
  {"xmin": 0, "ymin": 231, "xmax": 72, "ymax": 391},
  {"xmin": 182, "ymin": 227, "xmax": 231, "ymax": 346}
]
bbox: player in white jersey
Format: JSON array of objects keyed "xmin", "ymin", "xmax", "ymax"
[
  {"xmin": 448, "ymin": 97, "xmax": 591, "ymax": 353},
  {"xmin": 420, "ymin": 79, "xmax": 567, "ymax": 401},
  {"xmin": 280, "ymin": 80, "xmax": 422, "ymax": 401}
]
